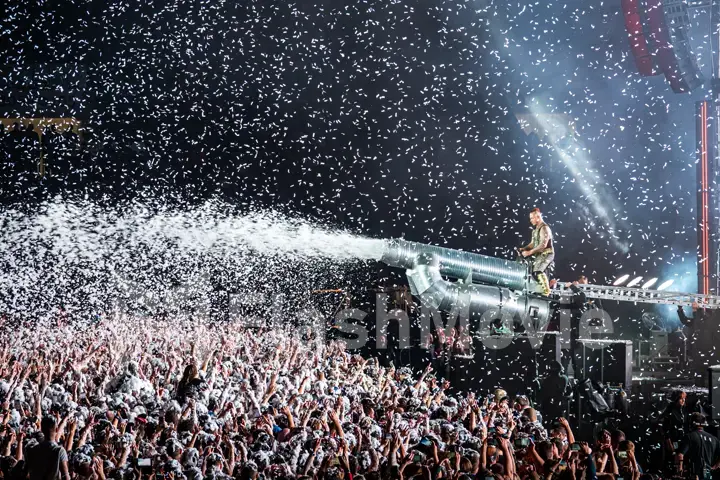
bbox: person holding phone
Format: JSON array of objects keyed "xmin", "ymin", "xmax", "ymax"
[
  {"xmin": 593, "ymin": 430, "xmax": 619, "ymax": 476},
  {"xmin": 567, "ymin": 442, "xmax": 597, "ymax": 480},
  {"xmin": 617, "ymin": 441, "xmax": 641, "ymax": 480}
]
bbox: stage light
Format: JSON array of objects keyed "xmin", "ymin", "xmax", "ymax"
[
  {"xmin": 641, "ymin": 278, "xmax": 658, "ymax": 289},
  {"xmin": 657, "ymin": 279, "xmax": 674, "ymax": 291},
  {"xmin": 521, "ymin": 102, "xmax": 629, "ymax": 253},
  {"xmin": 626, "ymin": 276, "xmax": 643, "ymax": 287},
  {"xmin": 613, "ymin": 274, "xmax": 630, "ymax": 286}
]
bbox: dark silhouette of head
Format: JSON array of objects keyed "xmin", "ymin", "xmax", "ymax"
[
  {"xmin": 180, "ymin": 364, "xmax": 198, "ymax": 385},
  {"xmin": 548, "ymin": 360, "xmax": 564, "ymax": 375},
  {"xmin": 41, "ymin": 415, "xmax": 57, "ymax": 441},
  {"xmin": 690, "ymin": 412, "xmax": 707, "ymax": 429}
]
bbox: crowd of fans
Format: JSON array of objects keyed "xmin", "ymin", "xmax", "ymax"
[{"xmin": 0, "ymin": 314, "xmax": 718, "ymax": 480}]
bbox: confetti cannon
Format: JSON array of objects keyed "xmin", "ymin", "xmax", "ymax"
[{"xmin": 380, "ymin": 239, "xmax": 551, "ymax": 329}]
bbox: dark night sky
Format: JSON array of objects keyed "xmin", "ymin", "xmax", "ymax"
[{"xmin": 0, "ymin": 0, "xmax": 715, "ymax": 295}]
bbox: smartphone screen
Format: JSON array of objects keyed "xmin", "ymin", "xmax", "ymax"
[
  {"xmin": 138, "ymin": 458, "xmax": 152, "ymax": 467},
  {"xmin": 618, "ymin": 451, "xmax": 628, "ymax": 459},
  {"xmin": 515, "ymin": 437, "xmax": 530, "ymax": 448},
  {"xmin": 420, "ymin": 438, "xmax": 432, "ymax": 447}
]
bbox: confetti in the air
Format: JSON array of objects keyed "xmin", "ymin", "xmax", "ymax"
[{"xmin": 1, "ymin": 0, "xmax": 719, "ymax": 477}]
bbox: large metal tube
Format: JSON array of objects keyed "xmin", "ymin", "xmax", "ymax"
[
  {"xmin": 381, "ymin": 239, "xmax": 529, "ymax": 291},
  {"xmin": 380, "ymin": 239, "xmax": 550, "ymax": 329},
  {"xmin": 404, "ymin": 252, "xmax": 551, "ymax": 329}
]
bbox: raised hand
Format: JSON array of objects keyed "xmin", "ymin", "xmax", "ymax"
[
  {"xmin": 92, "ymin": 457, "xmax": 105, "ymax": 480},
  {"xmin": 580, "ymin": 442, "xmax": 592, "ymax": 456}
]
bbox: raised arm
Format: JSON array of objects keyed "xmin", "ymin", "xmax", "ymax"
[
  {"xmin": 677, "ymin": 306, "xmax": 690, "ymax": 327},
  {"xmin": 559, "ymin": 417, "xmax": 575, "ymax": 445}
]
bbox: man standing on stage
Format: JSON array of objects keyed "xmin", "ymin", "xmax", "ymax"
[
  {"xmin": 675, "ymin": 413, "xmax": 720, "ymax": 479},
  {"xmin": 678, "ymin": 302, "xmax": 716, "ymax": 385},
  {"xmin": 561, "ymin": 275, "xmax": 589, "ymax": 375},
  {"xmin": 519, "ymin": 208, "xmax": 555, "ymax": 296}
]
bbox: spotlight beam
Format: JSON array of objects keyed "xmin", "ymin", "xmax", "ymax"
[
  {"xmin": 613, "ymin": 274, "xmax": 630, "ymax": 286},
  {"xmin": 641, "ymin": 278, "xmax": 658, "ymax": 289}
]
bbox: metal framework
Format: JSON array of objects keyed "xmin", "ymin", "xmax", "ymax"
[
  {"xmin": 687, "ymin": 0, "xmax": 712, "ymax": 7},
  {"xmin": 697, "ymin": 100, "xmax": 715, "ymax": 295},
  {"xmin": 553, "ymin": 283, "xmax": 720, "ymax": 309},
  {"xmin": 679, "ymin": 0, "xmax": 720, "ymax": 294}
]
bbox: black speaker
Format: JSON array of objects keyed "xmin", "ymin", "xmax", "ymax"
[
  {"xmin": 449, "ymin": 332, "xmax": 561, "ymax": 394},
  {"xmin": 577, "ymin": 339, "xmax": 633, "ymax": 388},
  {"xmin": 709, "ymin": 366, "xmax": 720, "ymax": 421},
  {"xmin": 535, "ymin": 331, "xmax": 562, "ymax": 376}
]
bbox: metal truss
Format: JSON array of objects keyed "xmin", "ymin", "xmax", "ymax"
[{"xmin": 553, "ymin": 283, "xmax": 720, "ymax": 309}]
